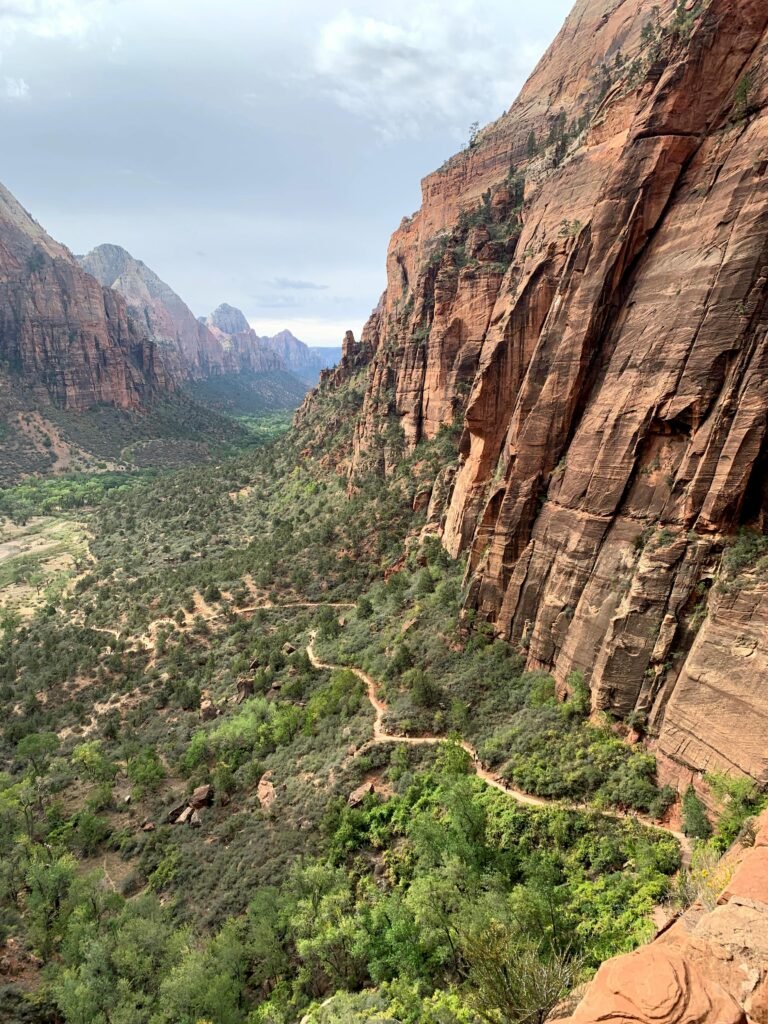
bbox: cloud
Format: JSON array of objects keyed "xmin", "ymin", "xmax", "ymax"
[
  {"xmin": 0, "ymin": 0, "xmax": 103, "ymax": 42},
  {"xmin": 312, "ymin": 2, "xmax": 544, "ymax": 140},
  {"xmin": 270, "ymin": 276, "xmax": 328, "ymax": 291},
  {"xmin": 2, "ymin": 74, "xmax": 27, "ymax": 97},
  {"xmin": 251, "ymin": 292, "xmax": 304, "ymax": 310}
]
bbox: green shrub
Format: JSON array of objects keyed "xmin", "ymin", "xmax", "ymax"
[{"xmin": 682, "ymin": 785, "xmax": 711, "ymax": 839}]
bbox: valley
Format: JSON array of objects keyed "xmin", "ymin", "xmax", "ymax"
[
  {"xmin": 1, "ymin": 0, "xmax": 768, "ymax": 1021},
  {"xmin": 0, "ymin": 364, "xmax": 762, "ymax": 1023}
]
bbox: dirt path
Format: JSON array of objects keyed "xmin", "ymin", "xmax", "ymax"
[
  {"xmin": 237, "ymin": 600, "xmax": 355, "ymax": 615},
  {"xmin": 307, "ymin": 634, "xmax": 692, "ymax": 858},
  {"xmin": 85, "ymin": 591, "xmax": 356, "ymax": 655}
]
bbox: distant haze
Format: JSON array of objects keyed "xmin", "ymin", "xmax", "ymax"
[{"xmin": 0, "ymin": 0, "xmax": 572, "ymax": 346}]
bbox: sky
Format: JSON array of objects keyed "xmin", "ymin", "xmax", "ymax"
[{"xmin": 0, "ymin": 0, "xmax": 572, "ymax": 346}]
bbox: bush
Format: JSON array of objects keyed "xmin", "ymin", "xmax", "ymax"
[{"xmin": 127, "ymin": 749, "xmax": 165, "ymax": 796}]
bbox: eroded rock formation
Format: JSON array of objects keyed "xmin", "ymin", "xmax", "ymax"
[
  {"xmin": 311, "ymin": 0, "xmax": 768, "ymax": 787},
  {"xmin": 561, "ymin": 810, "xmax": 768, "ymax": 1023},
  {"xmin": 0, "ymin": 184, "xmax": 168, "ymax": 411}
]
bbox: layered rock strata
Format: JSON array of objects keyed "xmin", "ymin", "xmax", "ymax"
[
  {"xmin": 310, "ymin": 0, "xmax": 768, "ymax": 786},
  {"xmin": 79, "ymin": 244, "xmax": 230, "ymax": 380}
]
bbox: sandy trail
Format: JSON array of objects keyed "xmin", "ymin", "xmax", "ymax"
[{"xmin": 307, "ymin": 633, "xmax": 692, "ymax": 857}]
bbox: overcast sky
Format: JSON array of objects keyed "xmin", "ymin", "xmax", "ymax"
[{"xmin": 0, "ymin": 0, "xmax": 571, "ymax": 345}]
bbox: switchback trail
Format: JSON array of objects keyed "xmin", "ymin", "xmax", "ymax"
[{"xmin": 307, "ymin": 634, "xmax": 692, "ymax": 860}]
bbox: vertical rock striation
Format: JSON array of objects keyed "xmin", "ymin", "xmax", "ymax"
[{"xmin": 312, "ymin": 0, "xmax": 768, "ymax": 786}]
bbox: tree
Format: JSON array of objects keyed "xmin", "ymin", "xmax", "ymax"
[
  {"xmin": 468, "ymin": 121, "xmax": 481, "ymax": 148},
  {"xmin": 25, "ymin": 852, "xmax": 77, "ymax": 956},
  {"xmin": 462, "ymin": 922, "xmax": 582, "ymax": 1024},
  {"xmin": 72, "ymin": 740, "xmax": 117, "ymax": 784},
  {"xmin": 682, "ymin": 785, "xmax": 711, "ymax": 839},
  {"xmin": 16, "ymin": 732, "xmax": 59, "ymax": 778}
]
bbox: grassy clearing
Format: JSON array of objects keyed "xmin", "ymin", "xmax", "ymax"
[{"xmin": 0, "ymin": 516, "xmax": 91, "ymax": 619}]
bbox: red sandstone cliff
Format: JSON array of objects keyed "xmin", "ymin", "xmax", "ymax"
[
  {"xmin": 78, "ymin": 244, "xmax": 230, "ymax": 381},
  {"xmin": 308, "ymin": 0, "xmax": 768, "ymax": 788},
  {"xmin": 0, "ymin": 184, "xmax": 169, "ymax": 412}
]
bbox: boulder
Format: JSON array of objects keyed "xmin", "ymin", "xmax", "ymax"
[
  {"xmin": 167, "ymin": 802, "xmax": 188, "ymax": 824},
  {"xmin": 347, "ymin": 781, "xmax": 376, "ymax": 808},
  {"xmin": 257, "ymin": 772, "xmax": 276, "ymax": 810},
  {"xmin": 199, "ymin": 699, "xmax": 219, "ymax": 722},
  {"xmin": 560, "ymin": 947, "xmax": 745, "ymax": 1024},
  {"xmin": 235, "ymin": 677, "xmax": 254, "ymax": 704},
  {"xmin": 190, "ymin": 784, "xmax": 213, "ymax": 809}
]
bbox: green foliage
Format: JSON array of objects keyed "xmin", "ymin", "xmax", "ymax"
[
  {"xmin": 0, "ymin": 470, "xmax": 151, "ymax": 523},
  {"xmin": 463, "ymin": 923, "xmax": 582, "ymax": 1024},
  {"xmin": 185, "ymin": 371, "xmax": 308, "ymax": 417},
  {"xmin": 733, "ymin": 72, "xmax": 754, "ymax": 119},
  {"xmin": 706, "ymin": 772, "xmax": 767, "ymax": 851},
  {"xmin": 16, "ymin": 732, "xmax": 60, "ymax": 777},
  {"xmin": 72, "ymin": 740, "xmax": 118, "ymax": 783},
  {"xmin": 718, "ymin": 528, "xmax": 768, "ymax": 591},
  {"xmin": 681, "ymin": 785, "xmax": 711, "ymax": 839},
  {"xmin": 0, "ymin": 362, "xmax": 697, "ymax": 1024},
  {"xmin": 126, "ymin": 749, "xmax": 165, "ymax": 796}
]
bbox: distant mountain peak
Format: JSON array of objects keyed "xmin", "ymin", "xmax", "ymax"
[{"xmin": 207, "ymin": 303, "xmax": 250, "ymax": 336}]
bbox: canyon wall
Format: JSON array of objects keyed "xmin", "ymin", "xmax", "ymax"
[
  {"xmin": 0, "ymin": 185, "xmax": 168, "ymax": 412},
  {"xmin": 312, "ymin": 0, "xmax": 768, "ymax": 787},
  {"xmin": 79, "ymin": 244, "xmax": 231, "ymax": 380}
]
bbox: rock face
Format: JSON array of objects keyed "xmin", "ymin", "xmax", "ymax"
[
  {"xmin": 79, "ymin": 244, "xmax": 229, "ymax": 380},
  {"xmin": 311, "ymin": 0, "xmax": 768, "ymax": 787},
  {"xmin": 561, "ymin": 809, "xmax": 768, "ymax": 1023},
  {"xmin": 202, "ymin": 304, "xmax": 292, "ymax": 376},
  {"xmin": 267, "ymin": 330, "xmax": 341, "ymax": 383},
  {"xmin": 207, "ymin": 303, "xmax": 251, "ymax": 337},
  {"xmin": 205, "ymin": 307, "xmax": 338, "ymax": 383},
  {"xmin": 77, "ymin": 255, "xmax": 333, "ymax": 386},
  {"xmin": 0, "ymin": 184, "xmax": 168, "ymax": 411}
]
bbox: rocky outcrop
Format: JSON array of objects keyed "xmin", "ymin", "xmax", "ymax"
[
  {"xmin": 561, "ymin": 810, "xmax": 768, "ymax": 1023},
  {"xmin": 315, "ymin": 0, "xmax": 768, "ymax": 787},
  {"xmin": 0, "ymin": 183, "xmax": 169, "ymax": 411},
  {"xmin": 79, "ymin": 244, "xmax": 229, "ymax": 380},
  {"xmin": 76, "ymin": 258, "xmax": 331, "ymax": 386}
]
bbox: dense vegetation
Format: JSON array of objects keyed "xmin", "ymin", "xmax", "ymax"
[
  {"xmin": 185, "ymin": 371, "xmax": 308, "ymax": 417},
  {"xmin": 315, "ymin": 541, "xmax": 675, "ymax": 818},
  {"xmin": 0, "ymin": 391, "xmax": 255, "ymax": 487},
  {"xmin": 0, "ymin": 370, "xmax": 757, "ymax": 1024}
]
